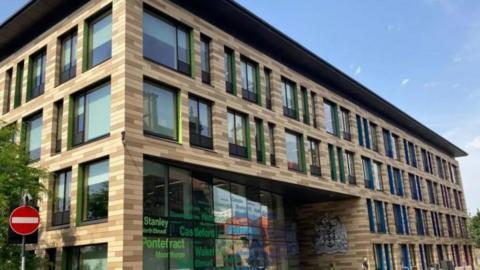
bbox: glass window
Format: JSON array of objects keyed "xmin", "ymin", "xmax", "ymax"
[
  {"xmin": 144, "ymin": 80, "xmax": 177, "ymax": 140},
  {"xmin": 66, "ymin": 244, "xmax": 107, "ymax": 270},
  {"xmin": 254, "ymin": 118, "xmax": 265, "ymax": 163},
  {"xmin": 54, "ymin": 100, "xmax": 63, "ymax": 153},
  {"xmin": 311, "ymin": 92, "xmax": 318, "ymax": 128},
  {"xmin": 189, "ymin": 96, "xmax": 212, "ymax": 149},
  {"xmin": 340, "ymin": 108, "xmax": 351, "ymax": 140},
  {"xmin": 143, "ymin": 10, "xmax": 190, "ymax": 75},
  {"xmin": 29, "ymin": 49, "xmax": 46, "ymax": 100},
  {"xmin": 213, "ymin": 178, "xmax": 232, "ymax": 224},
  {"xmin": 83, "ymin": 159, "xmax": 109, "ymax": 221},
  {"xmin": 301, "ymin": 87, "xmax": 309, "ymax": 124},
  {"xmin": 309, "ymin": 139, "xmax": 321, "ymax": 176},
  {"xmin": 240, "ymin": 57, "xmax": 258, "ymax": 103},
  {"xmin": 59, "ymin": 30, "xmax": 77, "ymax": 83},
  {"xmin": 328, "ymin": 144, "xmax": 337, "ymax": 180},
  {"xmin": 224, "ymin": 47, "xmax": 235, "ymax": 93},
  {"xmin": 345, "ymin": 151, "xmax": 355, "ymax": 183},
  {"xmin": 282, "ymin": 78, "xmax": 297, "ymax": 119},
  {"xmin": 227, "ymin": 110, "xmax": 248, "ymax": 158},
  {"xmin": 14, "ymin": 62, "xmax": 24, "ymax": 108},
  {"xmin": 285, "ymin": 131, "xmax": 302, "ymax": 172},
  {"xmin": 73, "ymin": 82, "xmax": 111, "ymax": 145},
  {"xmin": 143, "ymin": 159, "xmax": 168, "ymax": 218},
  {"xmin": 373, "ymin": 161, "xmax": 383, "ymax": 191},
  {"xmin": 362, "ymin": 157, "xmax": 373, "ymax": 189},
  {"xmin": 268, "ymin": 123, "xmax": 276, "ymax": 166},
  {"xmin": 231, "ymin": 183, "xmax": 248, "ymax": 226},
  {"xmin": 192, "ymin": 176, "xmax": 213, "ymax": 222},
  {"xmin": 323, "ymin": 101, "xmax": 337, "ymax": 135},
  {"xmin": 3, "ymin": 68, "xmax": 13, "ymax": 114},
  {"xmin": 24, "ymin": 112, "xmax": 43, "ymax": 161},
  {"xmin": 200, "ymin": 35, "xmax": 211, "ymax": 84},
  {"xmin": 265, "ymin": 68, "xmax": 272, "ymax": 110},
  {"xmin": 52, "ymin": 170, "xmax": 72, "ymax": 226},
  {"xmin": 88, "ymin": 11, "xmax": 112, "ymax": 68},
  {"xmin": 370, "ymin": 123, "xmax": 378, "ymax": 151},
  {"xmin": 169, "ymin": 167, "xmax": 192, "ymax": 220}
]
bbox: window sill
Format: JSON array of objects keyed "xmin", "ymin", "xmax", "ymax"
[
  {"xmin": 48, "ymin": 224, "xmax": 70, "ymax": 231},
  {"xmin": 229, "ymin": 153, "xmax": 249, "ymax": 160},
  {"xmin": 144, "ymin": 131, "xmax": 180, "ymax": 145},
  {"xmin": 190, "ymin": 144, "xmax": 216, "ymax": 153},
  {"xmin": 78, "ymin": 218, "xmax": 108, "ymax": 227},
  {"xmin": 70, "ymin": 133, "xmax": 110, "ymax": 150}
]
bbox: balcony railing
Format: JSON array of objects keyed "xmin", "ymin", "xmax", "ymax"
[
  {"xmin": 270, "ymin": 154, "xmax": 276, "ymax": 166},
  {"xmin": 190, "ymin": 132, "xmax": 213, "ymax": 150},
  {"xmin": 283, "ymin": 106, "xmax": 296, "ymax": 119},
  {"xmin": 226, "ymin": 81, "xmax": 234, "ymax": 93},
  {"xmin": 202, "ymin": 71, "xmax": 211, "ymax": 84},
  {"xmin": 310, "ymin": 165, "xmax": 321, "ymax": 177},
  {"xmin": 229, "ymin": 143, "xmax": 247, "ymax": 158},
  {"xmin": 59, "ymin": 65, "xmax": 76, "ymax": 83},
  {"xmin": 242, "ymin": 88, "xmax": 257, "ymax": 103},
  {"xmin": 343, "ymin": 131, "xmax": 352, "ymax": 141},
  {"xmin": 348, "ymin": 175, "xmax": 356, "ymax": 185}
]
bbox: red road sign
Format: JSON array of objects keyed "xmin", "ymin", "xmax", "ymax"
[{"xmin": 9, "ymin": 206, "xmax": 40, "ymax": 236}]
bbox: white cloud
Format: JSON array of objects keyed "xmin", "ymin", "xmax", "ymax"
[
  {"xmin": 354, "ymin": 66, "xmax": 362, "ymax": 75},
  {"xmin": 401, "ymin": 78, "xmax": 411, "ymax": 86},
  {"xmin": 467, "ymin": 136, "xmax": 480, "ymax": 151},
  {"xmin": 453, "ymin": 56, "xmax": 463, "ymax": 63}
]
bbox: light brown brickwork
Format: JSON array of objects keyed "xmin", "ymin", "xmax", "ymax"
[{"xmin": 0, "ymin": 0, "xmax": 475, "ymax": 269}]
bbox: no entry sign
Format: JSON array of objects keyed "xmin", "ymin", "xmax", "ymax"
[{"xmin": 9, "ymin": 206, "xmax": 40, "ymax": 236}]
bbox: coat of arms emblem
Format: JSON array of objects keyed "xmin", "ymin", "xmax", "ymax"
[{"xmin": 314, "ymin": 214, "xmax": 348, "ymax": 254}]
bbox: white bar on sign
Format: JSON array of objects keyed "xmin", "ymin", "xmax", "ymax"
[{"xmin": 11, "ymin": 217, "xmax": 39, "ymax": 224}]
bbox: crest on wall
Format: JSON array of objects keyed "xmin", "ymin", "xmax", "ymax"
[{"xmin": 314, "ymin": 214, "xmax": 348, "ymax": 254}]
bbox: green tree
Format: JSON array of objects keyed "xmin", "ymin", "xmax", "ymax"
[
  {"xmin": 0, "ymin": 123, "xmax": 49, "ymax": 269},
  {"xmin": 470, "ymin": 210, "xmax": 480, "ymax": 248}
]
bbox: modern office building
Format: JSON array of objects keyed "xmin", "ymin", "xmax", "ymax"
[{"xmin": 0, "ymin": 0, "xmax": 475, "ymax": 269}]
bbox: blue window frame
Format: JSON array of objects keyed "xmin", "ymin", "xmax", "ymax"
[
  {"xmin": 409, "ymin": 174, "xmax": 423, "ymax": 201},
  {"xmin": 415, "ymin": 208, "xmax": 425, "ymax": 236},
  {"xmin": 388, "ymin": 166, "xmax": 404, "ymax": 196},
  {"xmin": 362, "ymin": 157, "xmax": 374, "ymax": 190},
  {"xmin": 393, "ymin": 204, "xmax": 409, "ymax": 235},
  {"xmin": 367, "ymin": 199, "xmax": 375, "ymax": 233},
  {"xmin": 401, "ymin": 244, "xmax": 411, "ymax": 269}
]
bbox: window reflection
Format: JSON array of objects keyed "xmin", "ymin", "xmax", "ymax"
[{"xmin": 143, "ymin": 159, "xmax": 296, "ymax": 270}]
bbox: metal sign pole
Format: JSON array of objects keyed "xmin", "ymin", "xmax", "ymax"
[{"xmin": 20, "ymin": 193, "xmax": 27, "ymax": 270}]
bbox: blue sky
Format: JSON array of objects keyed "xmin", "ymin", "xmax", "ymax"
[{"xmin": 1, "ymin": 1, "xmax": 479, "ymax": 212}]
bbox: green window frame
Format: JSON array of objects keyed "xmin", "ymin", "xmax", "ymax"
[
  {"xmin": 323, "ymin": 99, "xmax": 339, "ymax": 136},
  {"xmin": 14, "ymin": 61, "xmax": 24, "ymax": 108},
  {"xmin": 59, "ymin": 29, "xmax": 78, "ymax": 84},
  {"xmin": 227, "ymin": 109, "xmax": 250, "ymax": 159},
  {"xmin": 64, "ymin": 244, "xmax": 107, "ymax": 270},
  {"xmin": 22, "ymin": 111, "xmax": 43, "ymax": 162},
  {"xmin": 27, "ymin": 48, "xmax": 46, "ymax": 101},
  {"xmin": 301, "ymin": 86, "xmax": 310, "ymax": 124},
  {"xmin": 240, "ymin": 56, "xmax": 260, "ymax": 105},
  {"xmin": 2, "ymin": 68, "xmax": 13, "ymax": 114},
  {"xmin": 143, "ymin": 80, "xmax": 181, "ymax": 142},
  {"xmin": 83, "ymin": 8, "xmax": 112, "ymax": 71},
  {"xmin": 71, "ymin": 82, "xmax": 111, "ymax": 147},
  {"xmin": 224, "ymin": 47, "xmax": 236, "ymax": 94},
  {"xmin": 328, "ymin": 144, "xmax": 337, "ymax": 180},
  {"xmin": 77, "ymin": 158, "xmax": 109, "ymax": 224},
  {"xmin": 282, "ymin": 78, "xmax": 298, "ymax": 119},
  {"xmin": 254, "ymin": 118, "xmax": 266, "ymax": 164},
  {"xmin": 337, "ymin": 147, "xmax": 345, "ymax": 183},
  {"xmin": 285, "ymin": 130, "xmax": 305, "ymax": 172}
]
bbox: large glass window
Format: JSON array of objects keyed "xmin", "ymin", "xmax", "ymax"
[
  {"xmin": 28, "ymin": 49, "xmax": 46, "ymax": 100},
  {"xmin": 200, "ymin": 35, "xmax": 211, "ymax": 84},
  {"xmin": 82, "ymin": 159, "xmax": 109, "ymax": 222},
  {"xmin": 142, "ymin": 160, "xmax": 293, "ymax": 270},
  {"xmin": 88, "ymin": 10, "xmax": 112, "ymax": 69},
  {"xmin": 309, "ymin": 138, "xmax": 321, "ymax": 176},
  {"xmin": 3, "ymin": 68, "xmax": 13, "ymax": 114},
  {"xmin": 66, "ymin": 244, "xmax": 107, "ymax": 270},
  {"xmin": 372, "ymin": 161, "xmax": 383, "ymax": 191},
  {"xmin": 282, "ymin": 78, "xmax": 297, "ymax": 119},
  {"xmin": 52, "ymin": 169, "xmax": 72, "ymax": 226},
  {"xmin": 301, "ymin": 87, "xmax": 309, "ymax": 124},
  {"xmin": 189, "ymin": 95, "xmax": 212, "ymax": 149},
  {"xmin": 311, "ymin": 92, "xmax": 318, "ymax": 128},
  {"xmin": 24, "ymin": 112, "xmax": 43, "ymax": 161},
  {"xmin": 227, "ymin": 110, "xmax": 248, "ymax": 158},
  {"xmin": 143, "ymin": 10, "xmax": 190, "ymax": 75},
  {"xmin": 224, "ymin": 47, "xmax": 235, "ymax": 93},
  {"xmin": 285, "ymin": 131, "xmax": 303, "ymax": 172},
  {"xmin": 388, "ymin": 166, "xmax": 404, "ymax": 197},
  {"xmin": 144, "ymin": 80, "xmax": 178, "ymax": 140},
  {"xmin": 72, "ymin": 82, "xmax": 111, "ymax": 146},
  {"xmin": 241, "ymin": 57, "xmax": 258, "ymax": 103},
  {"xmin": 59, "ymin": 30, "xmax": 77, "ymax": 83}
]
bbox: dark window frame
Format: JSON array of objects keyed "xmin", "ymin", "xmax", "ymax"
[
  {"xmin": 59, "ymin": 29, "xmax": 78, "ymax": 84},
  {"xmin": 227, "ymin": 109, "xmax": 249, "ymax": 158},
  {"xmin": 188, "ymin": 95, "xmax": 213, "ymax": 149},
  {"xmin": 200, "ymin": 34, "xmax": 211, "ymax": 84},
  {"xmin": 52, "ymin": 169, "xmax": 72, "ymax": 226}
]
